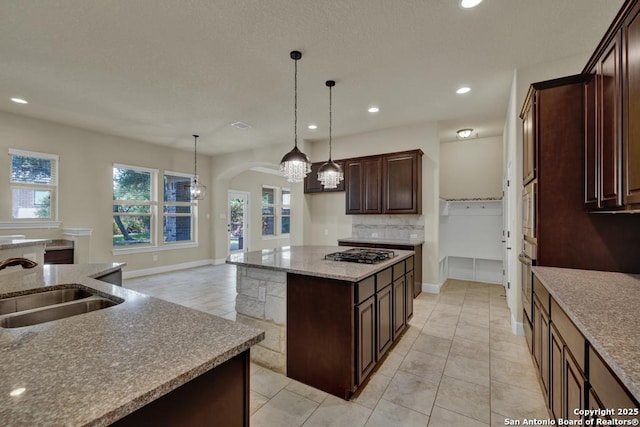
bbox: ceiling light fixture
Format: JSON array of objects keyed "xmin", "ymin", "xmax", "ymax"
[
  {"xmin": 368, "ymin": 106, "xmax": 380, "ymax": 113},
  {"xmin": 317, "ymin": 80, "xmax": 344, "ymax": 189},
  {"xmin": 308, "ymin": 124, "xmax": 318, "ymax": 130},
  {"xmin": 457, "ymin": 128, "xmax": 474, "ymax": 138},
  {"xmin": 11, "ymin": 97, "xmax": 28, "ymax": 104},
  {"xmin": 456, "ymin": 87, "xmax": 471, "ymax": 94},
  {"xmin": 187, "ymin": 134, "xmax": 206, "ymax": 200},
  {"xmin": 280, "ymin": 50, "xmax": 311, "ymax": 182},
  {"xmin": 460, "ymin": 0, "xmax": 483, "ymax": 8}
]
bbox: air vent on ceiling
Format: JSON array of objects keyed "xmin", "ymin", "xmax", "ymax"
[{"xmin": 231, "ymin": 121, "xmax": 251, "ymax": 129}]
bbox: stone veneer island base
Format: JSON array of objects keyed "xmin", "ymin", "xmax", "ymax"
[{"xmin": 229, "ymin": 245, "xmax": 416, "ymax": 399}]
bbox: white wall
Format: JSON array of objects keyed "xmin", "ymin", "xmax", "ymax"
[
  {"xmin": 229, "ymin": 170, "xmax": 291, "ymax": 251},
  {"xmin": 440, "ymin": 136, "xmax": 503, "ymax": 200},
  {"xmin": 306, "ymin": 121, "xmax": 441, "ymax": 284},
  {"xmin": 0, "ymin": 111, "xmax": 212, "ymax": 272}
]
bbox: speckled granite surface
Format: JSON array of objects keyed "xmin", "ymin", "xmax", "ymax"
[
  {"xmin": 533, "ymin": 266, "xmax": 640, "ymax": 402},
  {"xmin": 337, "ymin": 237, "xmax": 425, "ymax": 246},
  {"xmin": 227, "ymin": 245, "xmax": 414, "ymax": 282},
  {"xmin": 0, "ymin": 263, "xmax": 264, "ymax": 426},
  {"xmin": 45, "ymin": 239, "xmax": 74, "ymax": 250},
  {"xmin": 0, "ymin": 238, "xmax": 49, "ymax": 250}
]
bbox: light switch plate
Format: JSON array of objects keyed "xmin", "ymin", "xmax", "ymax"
[{"xmin": 258, "ymin": 286, "xmax": 266, "ymax": 302}]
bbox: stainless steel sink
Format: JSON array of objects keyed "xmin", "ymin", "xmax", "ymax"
[
  {"xmin": 0, "ymin": 288, "xmax": 93, "ymax": 315},
  {"xmin": 0, "ymin": 286, "xmax": 123, "ymax": 328}
]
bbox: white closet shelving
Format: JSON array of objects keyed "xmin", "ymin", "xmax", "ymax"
[{"xmin": 439, "ymin": 199, "xmax": 503, "ymax": 284}]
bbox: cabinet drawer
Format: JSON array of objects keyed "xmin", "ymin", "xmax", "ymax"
[
  {"xmin": 357, "ymin": 276, "xmax": 375, "ymax": 304},
  {"xmin": 44, "ymin": 249, "xmax": 74, "ymax": 264},
  {"xmin": 550, "ymin": 298, "xmax": 585, "ymax": 372},
  {"xmin": 533, "ymin": 275, "xmax": 550, "ymax": 314},
  {"xmin": 377, "ymin": 268, "xmax": 392, "ymax": 290},
  {"xmin": 406, "ymin": 256, "xmax": 414, "ymax": 272},
  {"xmin": 589, "ymin": 347, "xmax": 638, "ymax": 412},
  {"xmin": 392, "ymin": 261, "xmax": 405, "ymax": 280}
]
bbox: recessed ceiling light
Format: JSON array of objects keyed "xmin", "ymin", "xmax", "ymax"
[
  {"xmin": 308, "ymin": 124, "xmax": 318, "ymax": 130},
  {"xmin": 230, "ymin": 121, "xmax": 251, "ymax": 129},
  {"xmin": 457, "ymin": 128, "xmax": 474, "ymax": 138},
  {"xmin": 368, "ymin": 107, "xmax": 380, "ymax": 113},
  {"xmin": 11, "ymin": 97, "xmax": 28, "ymax": 104},
  {"xmin": 456, "ymin": 87, "xmax": 471, "ymax": 94},
  {"xmin": 460, "ymin": 0, "xmax": 483, "ymax": 8}
]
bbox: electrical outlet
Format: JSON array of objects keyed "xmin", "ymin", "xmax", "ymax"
[
  {"xmin": 410, "ymin": 233, "xmax": 418, "ymax": 239},
  {"xmin": 324, "ymin": 229, "xmax": 329, "ymax": 236},
  {"xmin": 371, "ymin": 233, "xmax": 378, "ymax": 238},
  {"xmin": 258, "ymin": 286, "xmax": 266, "ymax": 302},
  {"xmin": 152, "ymin": 255, "xmax": 158, "ymax": 262}
]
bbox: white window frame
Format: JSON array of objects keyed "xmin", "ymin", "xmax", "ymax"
[
  {"xmin": 261, "ymin": 185, "xmax": 290, "ymax": 239},
  {"xmin": 162, "ymin": 170, "xmax": 197, "ymax": 245},
  {"xmin": 112, "ymin": 163, "xmax": 158, "ymax": 251},
  {"xmin": 8, "ymin": 149, "xmax": 59, "ymax": 224}
]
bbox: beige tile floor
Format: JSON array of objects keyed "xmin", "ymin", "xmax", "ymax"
[{"xmin": 125, "ymin": 264, "xmax": 549, "ymax": 426}]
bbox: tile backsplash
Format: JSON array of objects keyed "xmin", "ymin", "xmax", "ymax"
[{"xmin": 352, "ymin": 215, "xmax": 424, "ymax": 240}]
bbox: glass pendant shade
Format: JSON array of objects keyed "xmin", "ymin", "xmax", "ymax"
[
  {"xmin": 318, "ymin": 80, "xmax": 344, "ymax": 189},
  {"xmin": 187, "ymin": 134, "xmax": 206, "ymax": 200},
  {"xmin": 281, "ymin": 50, "xmax": 312, "ymax": 182},
  {"xmin": 317, "ymin": 160, "xmax": 343, "ymax": 189}
]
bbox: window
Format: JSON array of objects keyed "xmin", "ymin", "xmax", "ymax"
[
  {"xmin": 9, "ymin": 149, "xmax": 59, "ymax": 220},
  {"xmin": 163, "ymin": 172, "xmax": 195, "ymax": 243},
  {"xmin": 112, "ymin": 164, "xmax": 157, "ymax": 247},
  {"xmin": 262, "ymin": 186, "xmax": 290, "ymax": 237}
]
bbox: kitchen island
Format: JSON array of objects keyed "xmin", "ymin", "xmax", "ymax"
[
  {"xmin": 227, "ymin": 245, "xmax": 415, "ymax": 399},
  {"xmin": 0, "ymin": 263, "xmax": 264, "ymax": 426}
]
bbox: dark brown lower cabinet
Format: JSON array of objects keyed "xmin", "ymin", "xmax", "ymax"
[
  {"xmin": 405, "ymin": 270, "xmax": 414, "ymax": 320},
  {"xmin": 356, "ymin": 296, "xmax": 376, "ymax": 384},
  {"xmin": 377, "ymin": 284, "xmax": 393, "ymax": 359},
  {"xmin": 112, "ymin": 350, "xmax": 250, "ymax": 427},
  {"xmin": 533, "ymin": 296, "xmax": 550, "ymax": 399},
  {"xmin": 392, "ymin": 277, "xmax": 406, "ymax": 338},
  {"xmin": 564, "ymin": 350, "xmax": 585, "ymax": 421},
  {"xmin": 550, "ymin": 324, "xmax": 564, "ymax": 419}
]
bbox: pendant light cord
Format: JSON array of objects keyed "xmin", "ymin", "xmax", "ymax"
[
  {"xmin": 294, "ymin": 57, "xmax": 298, "ymax": 149},
  {"xmin": 193, "ymin": 135, "xmax": 198, "ymax": 182},
  {"xmin": 329, "ymin": 83, "xmax": 332, "ymax": 161}
]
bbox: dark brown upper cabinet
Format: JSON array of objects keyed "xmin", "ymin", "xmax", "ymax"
[
  {"xmin": 583, "ymin": 0, "xmax": 640, "ymax": 211},
  {"xmin": 522, "ymin": 93, "xmax": 537, "ymax": 186},
  {"xmin": 345, "ymin": 149, "xmax": 422, "ymax": 215},
  {"xmin": 304, "ymin": 161, "xmax": 346, "ymax": 194}
]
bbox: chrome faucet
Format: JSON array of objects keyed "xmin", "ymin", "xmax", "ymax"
[{"xmin": 0, "ymin": 257, "xmax": 38, "ymax": 271}]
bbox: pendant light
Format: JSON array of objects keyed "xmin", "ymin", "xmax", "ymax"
[
  {"xmin": 280, "ymin": 50, "xmax": 311, "ymax": 182},
  {"xmin": 317, "ymin": 80, "xmax": 344, "ymax": 189},
  {"xmin": 187, "ymin": 134, "xmax": 206, "ymax": 200}
]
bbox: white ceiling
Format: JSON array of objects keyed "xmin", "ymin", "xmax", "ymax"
[{"xmin": 0, "ymin": 0, "xmax": 624, "ymax": 155}]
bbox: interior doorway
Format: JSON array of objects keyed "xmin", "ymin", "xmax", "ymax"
[{"xmin": 228, "ymin": 190, "xmax": 249, "ymax": 254}]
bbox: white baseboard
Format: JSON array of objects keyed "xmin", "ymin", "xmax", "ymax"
[
  {"xmin": 212, "ymin": 258, "xmax": 228, "ymax": 265},
  {"xmin": 123, "ymin": 259, "xmax": 215, "ymax": 279},
  {"xmin": 511, "ymin": 313, "xmax": 525, "ymax": 336},
  {"xmin": 422, "ymin": 281, "xmax": 444, "ymax": 294}
]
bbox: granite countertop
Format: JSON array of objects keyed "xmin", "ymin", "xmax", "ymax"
[
  {"xmin": 45, "ymin": 239, "xmax": 74, "ymax": 251},
  {"xmin": 0, "ymin": 238, "xmax": 50, "ymax": 250},
  {"xmin": 532, "ymin": 266, "xmax": 640, "ymax": 402},
  {"xmin": 337, "ymin": 237, "xmax": 425, "ymax": 246},
  {"xmin": 0, "ymin": 263, "xmax": 264, "ymax": 426},
  {"xmin": 227, "ymin": 245, "xmax": 414, "ymax": 282}
]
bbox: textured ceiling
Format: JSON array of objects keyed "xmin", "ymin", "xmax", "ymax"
[{"xmin": 0, "ymin": 0, "xmax": 624, "ymax": 155}]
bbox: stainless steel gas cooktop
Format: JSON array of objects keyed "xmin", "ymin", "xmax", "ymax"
[{"xmin": 324, "ymin": 248, "xmax": 396, "ymax": 264}]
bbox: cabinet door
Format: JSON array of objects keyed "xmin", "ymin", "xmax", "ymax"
[
  {"xmin": 376, "ymin": 284, "xmax": 393, "ymax": 359},
  {"xmin": 383, "ymin": 152, "xmax": 421, "ymax": 214},
  {"xmin": 564, "ymin": 350, "xmax": 585, "ymax": 421},
  {"xmin": 550, "ymin": 324, "xmax": 564, "ymax": 420},
  {"xmin": 523, "ymin": 93, "xmax": 537, "ymax": 185},
  {"xmin": 587, "ymin": 389, "xmax": 610, "ymax": 423},
  {"xmin": 585, "ymin": 70, "xmax": 599, "ymax": 208},
  {"xmin": 356, "ymin": 296, "xmax": 376, "ymax": 385},
  {"xmin": 304, "ymin": 162, "xmax": 324, "ymax": 193},
  {"xmin": 405, "ymin": 270, "xmax": 414, "ymax": 320},
  {"xmin": 623, "ymin": 4, "xmax": 640, "ymax": 206},
  {"xmin": 599, "ymin": 33, "xmax": 623, "ymax": 208},
  {"xmin": 345, "ymin": 160, "xmax": 363, "ymax": 213},
  {"xmin": 363, "ymin": 157, "xmax": 383, "ymax": 213},
  {"xmin": 392, "ymin": 277, "xmax": 406, "ymax": 338}
]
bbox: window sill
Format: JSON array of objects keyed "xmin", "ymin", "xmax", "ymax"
[
  {"xmin": 261, "ymin": 235, "xmax": 290, "ymax": 241},
  {"xmin": 0, "ymin": 221, "xmax": 62, "ymax": 230},
  {"xmin": 112, "ymin": 242, "xmax": 199, "ymax": 256}
]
